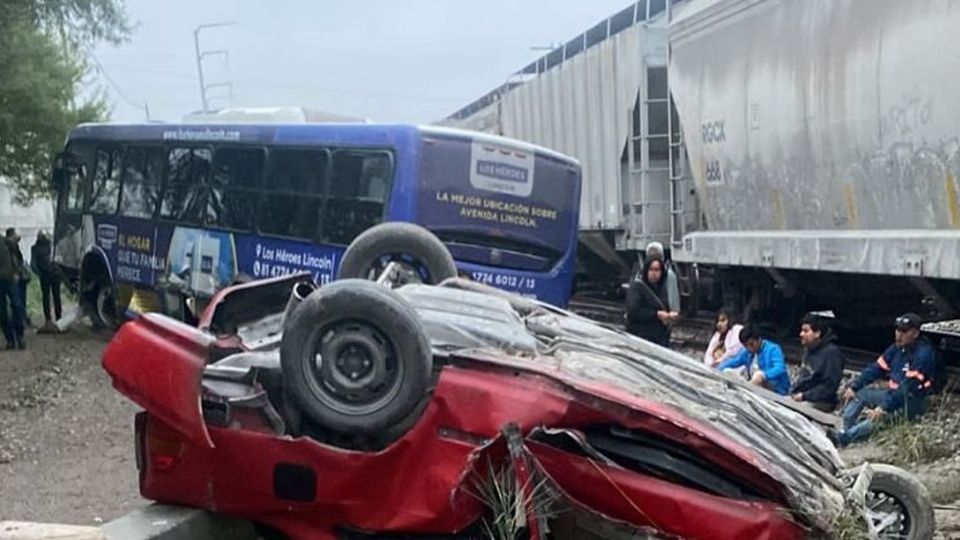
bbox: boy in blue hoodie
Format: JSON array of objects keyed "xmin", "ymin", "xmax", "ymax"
[{"xmin": 717, "ymin": 324, "xmax": 791, "ymax": 395}]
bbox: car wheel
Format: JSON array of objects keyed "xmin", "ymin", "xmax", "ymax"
[
  {"xmin": 280, "ymin": 279, "xmax": 432, "ymax": 435},
  {"xmin": 866, "ymin": 464, "xmax": 935, "ymax": 540},
  {"xmin": 337, "ymin": 222, "xmax": 457, "ymax": 286}
]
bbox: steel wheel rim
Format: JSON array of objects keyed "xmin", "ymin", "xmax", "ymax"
[
  {"xmin": 305, "ymin": 319, "xmax": 403, "ymax": 416},
  {"xmin": 866, "ymin": 489, "xmax": 911, "ymax": 538},
  {"xmin": 96, "ymin": 285, "xmax": 117, "ymax": 327}
]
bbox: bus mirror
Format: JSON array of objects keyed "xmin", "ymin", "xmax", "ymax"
[{"xmin": 51, "ymin": 152, "xmax": 66, "ymax": 190}]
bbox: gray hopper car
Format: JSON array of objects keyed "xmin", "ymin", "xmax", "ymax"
[
  {"xmin": 670, "ymin": 0, "xmax": 960, "ymax": 330},
  {"xmin": 443, "ymin": 0, "xmax": 960, "ymax": 334}
]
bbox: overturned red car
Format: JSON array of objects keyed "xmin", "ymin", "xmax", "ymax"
[{"xmin": 102, "ymin": 223, "xmax": 934, "ymax": 539}]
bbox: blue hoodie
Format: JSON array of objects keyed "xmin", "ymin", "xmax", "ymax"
[{"xmin": 718, "ymin": 339, "xmax": 791, "ymax": 395}]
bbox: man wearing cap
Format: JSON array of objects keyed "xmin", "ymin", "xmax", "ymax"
[{"xmin": 832, "ymin": 313, "xmax": 937, "ymax": 446}]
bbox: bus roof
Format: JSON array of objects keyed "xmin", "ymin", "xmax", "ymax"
[
  {"xmin": 418, "ymin": 125, "xmax": 579, "ymax": 165},
  {"xmin": 67, "ymin": 122, "xmax": 579, "ymax": 166}
]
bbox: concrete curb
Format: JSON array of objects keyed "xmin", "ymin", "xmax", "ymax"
[
  {"xmin": 101, "ymin": 505, "xmax": 258, "ymax": 540},
  {"xmin": 1, "ymin": 505, "xmax": 259, "ymax": 540},
  {"xmin": 0, "ymin": 522, "xmax": 104, "ymax": 540}
]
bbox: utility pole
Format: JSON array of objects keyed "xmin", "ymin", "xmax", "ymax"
[{"xmin": 193, "ymin": 21, "xmax": 236, "ymax": 113}]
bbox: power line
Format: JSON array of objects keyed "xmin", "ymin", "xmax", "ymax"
[
  {"xmin": 95, "ymin": 62, "xmax": 468, "ymax": 104},
  {"xmin": 86, "ymin": 50, "xmax": 144, "ymax": 111}
]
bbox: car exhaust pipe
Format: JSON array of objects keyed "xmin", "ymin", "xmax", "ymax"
[{"xmin": 282, "ymin": 281, "xmax": 318, "ymax": 327}]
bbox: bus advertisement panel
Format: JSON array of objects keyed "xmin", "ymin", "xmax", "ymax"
[
  {"xmin": 417, "ymin": 132, "xmax": 580, "ymax": 305},
  {"xmin": 92, "ymin": 218, "xmax": 342, "ymax": 296}
]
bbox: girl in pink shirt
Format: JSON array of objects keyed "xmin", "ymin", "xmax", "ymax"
[{"xmin": 704, "ymin": 310, "xmax": 744, "ymax": 367}]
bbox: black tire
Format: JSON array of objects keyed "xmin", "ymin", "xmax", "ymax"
[
  {"xmin": 280, "ymin": 279, "xmax": 432, "ymax": 435},
  {"xmin": 89, "ymin": 278, "xmax": 119, "ymax": 330},
  {"xmin": 867, "ymin": 464, "xmax": 935, "ymax": 540},
  {"xmin": 337, "ymin": 222, "xmax": 457, "ymax": 285}
]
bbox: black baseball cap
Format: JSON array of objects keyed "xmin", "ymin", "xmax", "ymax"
[{"xmin": 895, "ymin": 313, "xmax": 923, "ymax": 331}]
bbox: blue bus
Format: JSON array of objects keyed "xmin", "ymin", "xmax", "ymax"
[{"xmin": 50, "ymin": 123, "xmax": 581, "ymax": 326}]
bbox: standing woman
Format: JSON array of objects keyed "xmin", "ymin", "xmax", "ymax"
[
  {"xmin": 625, "ymin": 258, "xmax": 676, "ymax": 347},
  {"xmin": 703, "ymin": 310, "xmax": 744, "ymax": 367}
]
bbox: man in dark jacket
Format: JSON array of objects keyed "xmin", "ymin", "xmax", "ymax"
[
  {"xmin": 0, "ymin": 233, "xmax": 25, "ymax": 349},
  {"xmin": 832, "ymin": 313, "xmax": 938, "ymax": 446},
  {"xmin": 790, "ymin": 314, "xmax": 845, "ymax": 412},
  {"xmin": 5, "ymin": 228, "xmax": 30, "ymax": 328},
  {"xmin": 31, "ymin": 231, "xmax": 62, "ymax": 332}
]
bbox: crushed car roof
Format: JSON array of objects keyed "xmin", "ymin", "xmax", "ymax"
[{"xmin": 397, "ymin": 282, "xmax": 846, "ymax": 532}]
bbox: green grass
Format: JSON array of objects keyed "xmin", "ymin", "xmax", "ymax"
[
  {"xmin": 25, "ymin": 277, "xmax": 43, "ymax": 322},
  {"xmin": 830, "ymin": 508, "xmax": 870, "ymax": 540},
  {"xmin": 874, "ymin": 386, "xmax": 959, "ymax": 466},
  {"xmin": 468, "ymin": 460, "xmax": 557, "ymax": 540},
  {"xmin": 21, "ymin": 275, "xmax": 72, "ymax": 324}
]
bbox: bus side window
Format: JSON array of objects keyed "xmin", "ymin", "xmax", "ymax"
[
  {"xmin": 161, "ymin": 147, "xmax": 211, "ymax": 225},
  {"xmin": 120, "ymin": 146, "xmax": 164, "ymax": 219},
  {"xmin": 323, "ymin": 150, "xmax": 393, "ymax": 245},
  {"xmin": 60, "ymin": 150, "xmax": 91, "ymax": 215},
  {"xmin": 65, "ymin": 162, "xmax": 87, "ymax": 213},
  {"xmin": 260, "ymin": 149, "xmax": 328, "ymax": 240},
  {"xmin": 208, "ymin": 147, "xmax": 265, "ymax": 231},
  {"xmin": 89, "ymin": 147, "xmax": 123, "ymax": 215},
  {"xmin": 56, "ymin": 143, "xmax": 95, "ymax": 215}
]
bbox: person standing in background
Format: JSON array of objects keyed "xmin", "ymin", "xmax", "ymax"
[
  {"xmin": 626, "ymin": 258, "xmax": 676, "ymax": 347},
  {"xmin": 31, "ymin": 231, "xmax": 62, "ymax": 332},
  {"xmin": 5, "ymin": 228, "xmax": 31, "ymax": 328},
  {"xmin": 0, "ymin": 231, "xmax": 25, "ymax": 349},
  {"xmin": 643, "ymin": 241, "xmax": 680, "ymax": 313}
]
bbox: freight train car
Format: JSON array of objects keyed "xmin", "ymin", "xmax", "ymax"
[
  {"xmin": 441, "ymin": 1, "xmax": 700, "ymax": 303},
  {"xmin": 669, "ymin": 0, "xmax": 960, "ymax": 330},
  {"xmin": 444, "ymin": 0, "xmax": 959, "ymax": 335}
]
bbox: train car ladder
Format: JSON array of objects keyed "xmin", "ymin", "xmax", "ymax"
[
  {"xmin": 668, "ymin": 90, "xmax": 687, "ymax": 251},
  {"xmin": 626, "ymin": 66, "xmax": 672, "ymax": 250}
]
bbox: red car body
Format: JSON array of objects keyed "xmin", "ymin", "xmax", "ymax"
[{"xmin": 102, "ymin": 275, "xmax": 840, "ymax": 539}]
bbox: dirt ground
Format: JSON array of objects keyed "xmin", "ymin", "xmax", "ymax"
[
  {"xmin": 1, "ymin": 324, "xmax": 959, "ymax": 536},
  {"xmin": 0, "ymin": 323, "xmax": 143, "ymax": 524}
]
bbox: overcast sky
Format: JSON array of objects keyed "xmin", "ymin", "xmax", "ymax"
[{"xmin": 90, "ymin": 0, "xmax": 633, "ymax": 124}]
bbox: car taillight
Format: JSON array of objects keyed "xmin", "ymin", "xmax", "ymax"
[{"xmin": 139, "ymin": 414, "xmax": 184, "ymax": 473}]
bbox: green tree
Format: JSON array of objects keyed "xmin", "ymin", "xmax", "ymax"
[{"xmin": 0, "ymin": 0, "xmax": 131, "ymax": 202}]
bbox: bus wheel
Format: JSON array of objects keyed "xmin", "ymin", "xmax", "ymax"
[
  {"xmin": 91, "ymin": 279, "xmax": 120, "ymax": 330},
  {"xmin": 280, "ymin": 279, "xmax": 432, "ymax": 436},
  {"xmin": 337, "ymin": 222, "xmax": 456, "ymax": 287}
]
